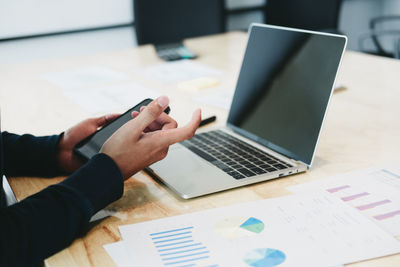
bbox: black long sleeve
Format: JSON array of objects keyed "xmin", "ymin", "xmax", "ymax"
[
  {"xmin": 2, "ymin": 132, "xmax": 61, "ymax": 177},
  {"xmin": 0, "ymin": 132, "xmax": 124, "ymax": 266}
]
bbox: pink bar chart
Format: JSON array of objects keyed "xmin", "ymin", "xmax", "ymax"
[{"xmin": 290, "ymin": 165, "xmax": 400, "ymax": 236}]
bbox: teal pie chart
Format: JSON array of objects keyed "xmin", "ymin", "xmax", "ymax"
[
  {"xmin": 214, "ymin": 217, "xmax": 265, "ymax": 238},
  {"xmin": 243, "ymin": 248, "xmax": 286, "ymax": 267}
]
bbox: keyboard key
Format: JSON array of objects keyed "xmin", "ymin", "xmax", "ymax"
[
  {"xmin": 244, "ymin": 163, "xmax": 257, "ymax": 169},
  {"xmin": 259, "ymin": 155, "xmax": 271, "ymax": 161},
  {"xmin": 250, "ymin": 167, "xmax": 267, "ymax": 175},
  {"xmin": 253, "ymin": 160, "xmax": 265, "ymax": 165},
  {"xmin": 183, "ymin": 145, "xmax": 217, "ymax": 163},
  {"xmin": 274, "ymin": 164, "xmax": 287, "ymax": 170},
  {"xmin": 227, "ymin": 171, "xmax": 245, "ymax": 179},
  {"xmin": 214, "ymin": 162, "xmax": 230, "ymax": 171},
  {"xmin": 237, "ymin": 168, "xmax": 256, "ymax": 177},
  {"xmin": 220, "ymin": 158, "xmax": 232, "ymax": 163},
  {"xmin": 231, "ymin": 164, "xmax": 242, "ymax": 169},
  {"xmin": 259, "ymin": 164, "xmax": 272, "ymax": 170}
]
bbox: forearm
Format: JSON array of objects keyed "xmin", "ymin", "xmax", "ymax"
[
  {"xmin": 2, "ymin": 132, "xmax": 61, "ymax": 177},
  {"xmin": 0, "ymin": 153, "xmax": 124, "ymax": 266}
]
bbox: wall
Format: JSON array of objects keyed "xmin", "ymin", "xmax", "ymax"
[
  {"xmin": 0, "ymin": 0, "xmax": 133, "ymax": 39},
  {"xmin": 1, "ymin": 0, "xmax": 399, "ymax": 53},
  {"xmin": 339, "ymin": 0, "xmax": 383, "ymax": 50}
]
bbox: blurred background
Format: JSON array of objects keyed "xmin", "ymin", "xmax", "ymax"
[{"xmin": 1, "ymin": 0, "xmax": 400, "ymax": 65}]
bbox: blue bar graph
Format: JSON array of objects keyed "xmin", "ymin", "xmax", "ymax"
[{"xmin": 149, "ymin": 226, "xmax": 218, "ymax": 267}]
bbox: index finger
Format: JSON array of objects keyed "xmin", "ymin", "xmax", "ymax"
[{"xmin": 127, "ymin": 96, "xmax": 169, "ymax": 136}]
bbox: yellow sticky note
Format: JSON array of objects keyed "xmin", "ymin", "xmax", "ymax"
[{"xmin": 178, "ymin": 77, "xmax": 219, "ymax": 91}]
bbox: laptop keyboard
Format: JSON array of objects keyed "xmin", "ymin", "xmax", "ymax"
[{"xmin": 180, "ymin": 130, "xmax": 292, "ymax": 180}]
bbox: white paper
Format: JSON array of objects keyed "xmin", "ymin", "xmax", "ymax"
[
  {"xmin": 42, "ymin": 66, "xmax": 128, "ymax": 89},
  {"xmin": 289, "ymin": 164, "xmax": 400, "ymax": 237},
  {"xmin": 134, "ymin": 60, "xmax": 222, "ymax": 84},
  {"xmin": 118, "ymin": 193, "xmax": 400, "ymax": 267},
  {"xmin": 193, "ymin": 89, "xmax": 234, "ymax": 110},
  {"xmin": 62, "ymin": 82, "xmax": 160, "ymax": 114},
  {"xmin": 42, "ymin": 67, "xmax": 160, "ymax": 114},
  {"xmin": 104, "ymin": 241, "xmax": 131, "ymax": 267}
]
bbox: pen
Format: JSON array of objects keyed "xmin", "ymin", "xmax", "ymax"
[{"xmin": 199, "ymin": 115, "xmax": 217, "ymax": 128}]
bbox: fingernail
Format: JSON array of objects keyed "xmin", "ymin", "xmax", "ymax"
[{"xmin": 157, "ymin": 96, "xmax": 169, "ymax": 108}]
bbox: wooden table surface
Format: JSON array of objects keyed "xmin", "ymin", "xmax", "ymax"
[{"xmin": 1, "ymin": 32, "xmax": 400, "ymax": 266}]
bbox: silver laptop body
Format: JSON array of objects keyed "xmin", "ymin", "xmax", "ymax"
[{"xmin": 147, "ymin": 24, "xmax": 347, "ymax": 199}]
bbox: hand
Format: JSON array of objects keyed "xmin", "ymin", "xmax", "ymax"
[
  {"xmin": 57, "ymin": 114, "xmax": 120, "ymax": 174},
  {"xmin": 101, "ymin": 96, "xmax": 201, "ymax": 180}
]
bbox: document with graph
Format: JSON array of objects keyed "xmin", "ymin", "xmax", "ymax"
[
  {"xmin": 289, "ymin": 164, "xmax": 400, "ymax": 237},
  {"xmin": 118, "ymin": 193, "xmax": 400, "ymax": 267}
]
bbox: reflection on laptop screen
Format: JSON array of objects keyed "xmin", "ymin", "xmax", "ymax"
[{"xmin": 227, "ymin": 25, "xmax": 346, "ymax": 165}]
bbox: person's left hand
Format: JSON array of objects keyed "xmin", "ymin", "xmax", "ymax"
[{"xmin": 57, "ymin": 114, "xmax": 120, "ymax": 174}]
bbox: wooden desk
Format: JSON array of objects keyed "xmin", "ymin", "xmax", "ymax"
[{"xmin": 1, "ymin": 32, "xmax": 400, "ymax": 266}]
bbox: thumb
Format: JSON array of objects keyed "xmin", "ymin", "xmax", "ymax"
[{"xmin": 131, "ymin": 96, "xmax": 169, "ymax": 133}]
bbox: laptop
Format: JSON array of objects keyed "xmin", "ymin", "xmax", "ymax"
[{"xmin": 147, "ymin": 23, "xmax": 347, "ymax": 199}]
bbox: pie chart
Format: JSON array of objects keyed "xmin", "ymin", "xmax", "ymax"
[
  {"xmin": 214, "ymin": 217, "xmax": 264, "ymax": 239},
  {"xmin": 243, "ymin": 248, "xmax": 286, "ymax": 267}
]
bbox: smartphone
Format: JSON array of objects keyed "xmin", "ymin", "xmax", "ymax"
[
  {"xmin": 155, "ymin": 42, "xmax": 197, "ymax": 61},
  {"xmin": 74, "ymin": 98, "xmax": 170, "ymax": 161}
]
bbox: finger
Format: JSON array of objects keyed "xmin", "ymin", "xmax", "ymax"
[
  {"xmin": 131, "ymin": 96, "xmax": 170, "ymax": 134},
  {"xmin": 131, "ymin": 111, "xmax": 140, "ymax": 119},
  {"xmin": 146, "ymin": 113, "xmax": 178, "ymax": 132},
  {"xmin": 157, "ymin": 109, "xmax": 201, "ymax": 146},
  {"xmin": 94, "ymin": 113, "xmax": 120, "ymax": 127}
]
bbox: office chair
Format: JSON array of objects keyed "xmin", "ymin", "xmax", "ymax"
[
  {"xmin": 264, "ymin": 0, "xmax": 343, "ymax": 33},
  {"xmin": 134, "ymin": 0, "xmax": 225, "ymax": 60},
  {"xmin": 358, "ymin": 16, "xmax": 400, "ymax": 59}
]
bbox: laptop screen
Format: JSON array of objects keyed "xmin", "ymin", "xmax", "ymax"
[{"xmin": 227, "ymin": 24, "xmax": 346, "ymax": 165}]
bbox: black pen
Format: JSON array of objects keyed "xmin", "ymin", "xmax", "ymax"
[{"xmin": 199, "ymin": 115, "xmax": 217, "ymax": 128}]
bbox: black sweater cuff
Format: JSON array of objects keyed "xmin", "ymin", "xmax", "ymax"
[{"xmin": 60, "ymin": 153, "xmax": 124, "ymax": 216}]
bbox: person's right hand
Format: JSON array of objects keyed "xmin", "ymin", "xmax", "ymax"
[{"xmin": 100, "ymin": 96, "xmax": 201, "ymax": 180}]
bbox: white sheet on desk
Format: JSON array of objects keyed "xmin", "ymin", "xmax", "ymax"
[
  {"xmin": 134, "ymin": 60, "xmax": 222, "ymax": 84},
  {"xmin": 103, "ymin": 241, "xmax": 131, "ymax": 267},
  {"xmin": 118, "ymin": 193, "xmax": 400, "ymax": 267},
  {"xmin": 62, "ymin": 81, "xmax": 159, "ymax": 114},
  {"xmin": 288, "ymin": 163, "xmax": 400, "ymax": 237},
  {"xmin": 42, "ymin": 66, "xmax": 128, "ymax": 89},
  {"xmin": 193, "ymin": 89, "xmax": 234, "ymax": 110},
  {"xmin": 42, "ymin": 67, "xmax": 160, "ymax": 114}
]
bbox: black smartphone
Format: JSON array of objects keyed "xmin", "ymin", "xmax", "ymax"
[{"xmin": 74, "ymin": 98, "xmax": 170, "ymax": 161}]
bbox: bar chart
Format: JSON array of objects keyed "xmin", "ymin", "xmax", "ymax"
[
  {"xmin": 150, "ymin": 226, "xmax": 217, "ymax": 267},
  {"xmin": 290, "ymin": 165, "xmax": 400, "ymax": 236}
]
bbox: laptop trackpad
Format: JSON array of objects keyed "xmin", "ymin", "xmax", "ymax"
[{"xmin": 149, "ymin": 144, "xmax": 234, "ymax": 198}]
